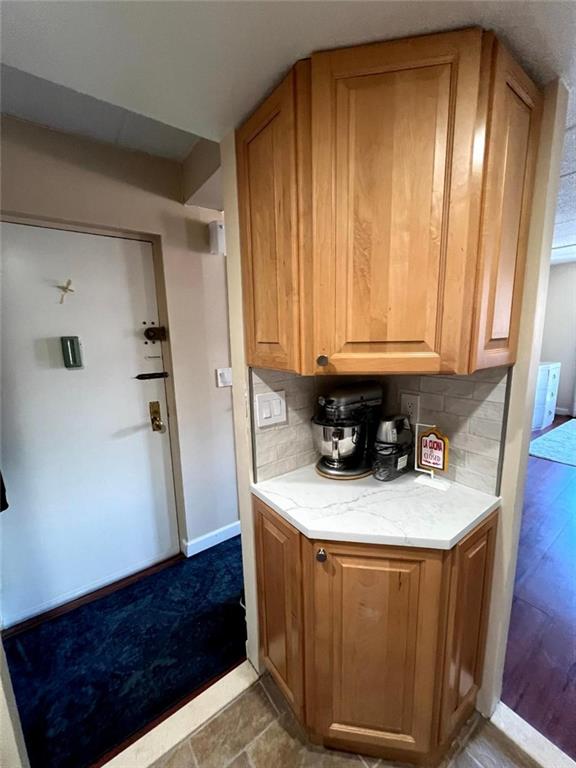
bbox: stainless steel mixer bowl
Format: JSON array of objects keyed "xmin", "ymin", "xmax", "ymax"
[{"xmin": 312, "ymin": 422, "xmax": 360, "ymax": 465}]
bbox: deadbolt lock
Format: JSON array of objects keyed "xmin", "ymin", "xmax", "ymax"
[
  {"xmin": 149, "ymin": 401, "xmax": 167, "ymax": 433},
  {"xmin": 144, "ymin": 326, "xmax": 167, "ymax": 342}
]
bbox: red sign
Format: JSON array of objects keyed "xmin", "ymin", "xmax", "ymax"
[{"xmin": 418, "ymin": 427, "xmax": 449, "ymax": 472}]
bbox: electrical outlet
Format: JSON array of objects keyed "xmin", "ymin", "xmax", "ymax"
[{"xmin": 400, "ymin": 392, "xmax": 420, "ymax": 425}]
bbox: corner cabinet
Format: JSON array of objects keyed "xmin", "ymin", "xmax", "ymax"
[
  {"xmin": 237, "ymin": 29, "xmax": 542, "ymax": 375},
  {"xmin": 253, "ymin": 498, "xmax": 498, "ymax": 766}
]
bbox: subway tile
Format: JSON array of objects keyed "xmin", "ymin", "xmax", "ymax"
[
  {"xmin": 395, "ymin": 375, "xmax": 422, "ymax": 393},
  {"xmin": 464, "ymin": 452, "xmax": 499, "ymax": 477},
  {"xmin": 449, "ymin": 446, "xmax": 467, "ymax": 467},
  {"xmin": 418, "ymin": 392, "xmax": 444, "ymax": 411},
  {"xmin": 468, "ymin": 367, "xmax": 509, "ymax": 384},
  {"xmin": 473, "ymin": 380, "xmax": 507, "ymax": 403},
  {"xmin": 451, "ymin": 432, "xmax": 501, "ymax": 459},
  {"xmin": 443, "ymin": 397, "xmax": 482, "ymax": 417},
  {"xmin": 419, "ymin": 410, "xmax": 468, "ymax": 436},
  {"xmin": 444, "ymin": 396, "xmax": 504, "ymax": 422},
  {"xmin": 453, "ymin": 466, "xmax": 497, "ymax": 494},
  {"xmin": 255, "ymin": 443, "xmax": 278, "ymax": 467},
  {"xmin": 252, "ymin": 369, "xmax": 303, "ymax": 386},
  {"xmin": 257, "ymin": 450, "xmax": 318, "ymax": 481},
  {"xmin": 279, "ymin": 437, "xmax": 315, "ymax": 460},
  {"xmin": 469, "ymin": 418, "xmax": 504, "ymax": 442},
  {"xmin": 287, "ymin": 406, "xmax": 314, "ymax": 427},
  {"xmin": 420, "ymin": 377, "xmax": 475, "ymax": 398},
  {"xmin": 289, "ymin": 391, "xmax": 317, "ymax": 410}
]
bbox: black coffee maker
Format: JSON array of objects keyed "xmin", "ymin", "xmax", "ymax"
[{"xmin": 372, "ymin": 414, "xmax": 414, "ymax": 481}]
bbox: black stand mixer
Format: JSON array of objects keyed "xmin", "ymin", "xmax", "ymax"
[{"xmin": 311, "ymin": 383, "xmax": 382, "ymax": 479}]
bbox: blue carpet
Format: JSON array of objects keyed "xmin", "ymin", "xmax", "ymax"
[{"xmin": 4, "ymin": 535, "xmax": 246, "ymax": 768}]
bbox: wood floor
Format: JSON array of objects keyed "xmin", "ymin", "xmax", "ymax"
[{"xmin": 502, "ymin": 417, "xmax": 576, "ymax": 759}]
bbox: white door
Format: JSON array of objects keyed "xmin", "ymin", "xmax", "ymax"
[{"xmin": 1, "ymin": 223, "xmax": 179, "ymax": 626}]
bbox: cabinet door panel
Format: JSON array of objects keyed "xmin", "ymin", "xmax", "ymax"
[
  {"xmin": 254, "ymin": 498, "xmax": 303, "ymax": 713},
  {"xmin": 237, "ymin": 72, "xmax": 300, "ymax": 371},
  {"xmin": 306, "ymin": 540, "xmax": 444, "ymax": 754},
  {"xmin": 440, "ymin": 512, "xmax": 497, "ymax": 740},
  {"xmin": 312, "ymin": 29, "xmax": 484, "ymax": 375},
  {"xmin": 470, "ymin": 42, "xmax": 541, "ymax": 370}
]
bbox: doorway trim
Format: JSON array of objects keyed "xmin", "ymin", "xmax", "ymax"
[
  {"xmin": 0, "ymin": 212, "xmax": 188, "ymax": 548},
  {"xmin": 476, "ymin": 78, "xmax": 569, "ymax": 717}
]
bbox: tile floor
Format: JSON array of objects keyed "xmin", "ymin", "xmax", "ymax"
[{"xmin": 152, "ymin": 676, "xmax": 540, "ymax": 768}]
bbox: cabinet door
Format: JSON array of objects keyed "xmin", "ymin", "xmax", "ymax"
[
  {"xmin": 237, "ymin": 71, "xmax": 300, "ymax": 371},
  {"xmin": 305, "ymin": 539, "xmax": 444, "ymax": 755},
  {"xmin": 440, "ymin": 512, "xmax": 497, "ymax": 740},
  {"xmin": 312, "ymin": 29, "xmax": 484, "ymax": 375},
  {"xmin": 470, "ymin": 42, "xmax": 542, "ymax": 370},
  {"xmin": 254, "ymin": 498, "xmax": 303, "ymax": 713}
]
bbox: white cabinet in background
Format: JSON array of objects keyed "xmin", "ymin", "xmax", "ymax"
[{"xmin": 532, "ymin": 362, "xmax": 561, "ymax": 430}]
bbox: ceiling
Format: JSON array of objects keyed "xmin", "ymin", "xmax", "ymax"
[
  {"xmin": 1, "ymin": 0, "xmax": 574, "ymax": 258},
  {"xmin": 0, "ymin": 64, "xmax": 201, "ymax": 161}
]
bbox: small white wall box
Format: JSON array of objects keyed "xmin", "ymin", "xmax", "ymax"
[
  {"xmin": 208, "ymin": 220, "xmax": 226, "ymax": 255},
  {"xmin": 255, "ymin": 391, "xmax": 287, "ymax": 427},
  {"xmin": 215, "ymin": 367, "xmax": 232, "ymax": 387}
]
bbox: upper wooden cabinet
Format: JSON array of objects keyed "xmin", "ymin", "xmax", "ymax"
[
  {"xmin": 236, "ymin": 62, "xmax": 311, "ymax": 372},
  {"xmin": 470, "ymin": 44, "xmax": 542, "ymax": 370},
  {"xmin": 237, "ymin": 29, "xmax": 542, "ymax": 375}
]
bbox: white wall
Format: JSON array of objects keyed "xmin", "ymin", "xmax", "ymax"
[
  {"xmin": 540, "ymin": 261, "xmax": 576, "ymax": 415},
  {"xmin": 1, "ymin": 226, "xmax": 183, "ymax": 624},
  {"xmin": 1, "ymin": 117, "xmax": 238, "ymax": 555}
]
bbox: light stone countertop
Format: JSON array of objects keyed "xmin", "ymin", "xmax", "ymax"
[{"xmin": 251, "ymin": 464, "xmax": 500, "ymax": 550}]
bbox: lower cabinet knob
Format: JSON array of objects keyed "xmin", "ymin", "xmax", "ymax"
[
  {"xmin": 316, "ymin": 548, "xmax": 328, "ymax": 563},
  {"xmin": 316, "ymin": 355, "xmax": 329, "ymax": 367}
]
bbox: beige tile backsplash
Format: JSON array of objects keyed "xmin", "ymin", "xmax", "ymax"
[
  {"xmin": 387, "ymin": 367, "xmax": 509, "ymax": 494},
  {"xmin": 251, "ymin": 369, "xmax": 318, "ymax": 481},
  {"xmin": 251, "ymin": 366, "xmax": 509, "ymax": 494}
]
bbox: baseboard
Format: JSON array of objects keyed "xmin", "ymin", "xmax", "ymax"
[
  {"xmin": 491, "ymin": 702, "xmax": 576, "ymax": 768},
  {"xmin": 181, "ymin": 521, "xmax": 241, "ymax": 558},
  {"xmin": 555, "ymin": 407, "xmax": 570, "ymax": 415},
  {"xmin": 2, "ymin": 549, "xmax": 180, "ymax": 631}
]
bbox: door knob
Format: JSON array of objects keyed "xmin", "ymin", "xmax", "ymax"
[
  {"xmin": 316, "ymin": 355, "xmax": 329, "ymax": 367},
  {"xmin": 149, "ymin": 401, "xmax": 167, "ymax": 433},
  {"xmin": 316, "ymin": 548, "xmax": 328, "ymax": 562}
]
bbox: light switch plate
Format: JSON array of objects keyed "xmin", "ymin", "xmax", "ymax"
[
  {"xmin": 255, "ymin": 391, "xmax": 287, "ymax": 427},
  {"xmin": 215, "ymin": 367, "xmax": 232, "ymax": 387}
]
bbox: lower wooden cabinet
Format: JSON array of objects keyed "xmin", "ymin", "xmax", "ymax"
[
  {"xmin": 440, "ymin": 515, "xmax": 497, "ymax": 740},
  {"xmin": 253, "ymin": 497, "xmax": 498, "ymax": 765},
  {"xmin": 304, "ymin": 540, "xmax": 444, "ymax": 757},
  {"xmin": 253, "ymin": 497, "xmax": 304, "ymax": 715}
]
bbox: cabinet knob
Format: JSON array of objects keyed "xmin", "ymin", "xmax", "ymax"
[
  {"xmin": 316, "ymin": 355, "xmax": 329, "ymax": 367},
  {"xmin": 316, "ymin": 548, "xmax": 328, "ymax": 563}
]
